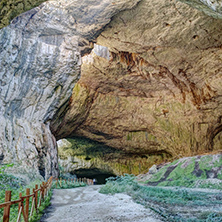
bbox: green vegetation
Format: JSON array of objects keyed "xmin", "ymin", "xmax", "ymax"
[
  {"xmin": 52, "ymin": 179, "xmax": 86, "ymax": 189},
  {"xmin": 59, "ymin": 137, "xmax": 124, "ymax": 161},
  {"xmin": 0, "ymin": 164, "xmax": 50, "ymax": 222},
  {"xmin": 143, "ymin": 155, "xmax": 222, "ymax": 189},
  {"xmin": 100, "ymin": 174, "xmax": 222, "ymax": 221},
  {"xmin": 59, "ymin": 137, "xmax": 171, "ymax": 175},
  {"xmin": 0, "ymin": 163, "xmax": 89, "ymax": 221},
  {"xmin": 0, "ymin": 163, "xmax": 25, "ymax": 191},
  {"xmin": 0, "ymin": 0, "xmax": 47, "ymax": 29},
  {"xmin": 29, "ymin": 190, "xmax": 52, "ymax": 222}
]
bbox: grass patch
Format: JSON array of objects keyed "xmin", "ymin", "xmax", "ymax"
[
  {"xmin": 100, "ymin": 174, "xmax": 222, "ymax": 221},
  {"xmin": 145, "ymin": 154, "xmax": 222, "ymax": 189},
  {"xmin": 52, "ymin": 180, "xmax": 86, "ymax": 189},
  {"xmin": 0, "ymin": 164, "xmax": 52, "ymax": 222}
]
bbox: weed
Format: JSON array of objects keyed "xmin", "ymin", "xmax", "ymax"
[
  {"xmin": 100, "ymin": 174, "xmax": 222, "ymax": 221},
  {"xmin": 52, "ymin": 180, "xmax": 86, "ymax": 189}
]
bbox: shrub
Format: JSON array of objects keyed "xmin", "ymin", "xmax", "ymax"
[{"xmin": 100, "ymin": 174, "xmax": 222, "ymax": 221}]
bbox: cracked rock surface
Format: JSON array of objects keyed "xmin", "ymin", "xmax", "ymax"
[
  {"xmin": 51, "ymin": 0, "xmax": 222, "ymax": 167},
  {"xmin": 1, "ymin": 0, "xmax": 222, "ymax": 178},
  {"xmin": 0, "ymin": 0, "xmax": 140, "ymax": 179}
]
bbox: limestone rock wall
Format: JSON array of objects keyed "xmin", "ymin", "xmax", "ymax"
[
  {"xmin": 0, "ymin": 0, "xmax": 140, "ymax": 179},
  {"xmin": 1, "ymin": 0, "xmax": 222, "ymax": 178},
  {"xmin": 51, "ymin": 0, "xmax": 222, "ymax": 166},
  {"xmin": 179, "ymin": 0, "xmax": 222, "ymax": 19}
]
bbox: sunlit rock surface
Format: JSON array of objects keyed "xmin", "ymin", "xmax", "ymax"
[
  {"xmin": 1, "ymin": 0, "xmax": 222, "ymax": 29},
  {"xmin": 51, "ymin": 0, "xmax": 222, "ymax": 167},
  {"xmin": 0, "ymin": 0, "xmax": 140, "ymax": 178},
  {"xmin": 1, "ymin": 0, "xmax": 222, "ymax": 178}
]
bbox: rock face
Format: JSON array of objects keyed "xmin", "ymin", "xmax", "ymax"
[
  {"xmin": 0, "ymin": 0, "xmax": 141, "ymax": 179},
  {"xmin": 142, "ymin": 153, "xmax": 222, "ymax": 188},
  {"xmin": 51, "ymin": 0, "xmax": 222, "ymax": 169},
  {"xmin": 1, "ymin": 0, "xmax": 222, "ymax": 178},
  {"xmin": 179, "ymin": 0, "xmax": 222, "ymax": 19},
  {"xmin": 1, "ymin": 0, "xmax": 222, "ymax": 30}
]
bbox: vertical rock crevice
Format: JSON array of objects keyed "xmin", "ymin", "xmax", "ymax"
[{"xmin": 0, "ymin": 0, "xmax": 142, "ymax": 179}]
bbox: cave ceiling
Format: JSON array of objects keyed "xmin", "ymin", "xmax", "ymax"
[{"xmin": 0, "ymin": 0, "xmax": 222, "ymax": 178}]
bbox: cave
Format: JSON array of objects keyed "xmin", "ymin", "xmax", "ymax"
[
  {"xmin": 0, "ymin": 0, "xmax": 222, "ymax": 179},
  {"xmin": 72, "ymin": 168, "xmax": 116, "ymax": 185}
]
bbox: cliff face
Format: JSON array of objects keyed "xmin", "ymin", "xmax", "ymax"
[
  {"xmin": 1, "ymin": 0, "xmax": 222, "ymax": 178},
  {"xmin": 1, "ymin": 0, "xmax": 222, "ymax": 30},
  {"xmin": 51, "ymin": 0, "xmax": 222, "ymax": 167},
  {"xmin": 0, "ymin": 0, "xmax": 140, "ymax": 179}
]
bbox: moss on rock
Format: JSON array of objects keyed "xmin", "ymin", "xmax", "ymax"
[{"xmin": 141, "ymin": 154, "xmax": 222, "ymax": 189}]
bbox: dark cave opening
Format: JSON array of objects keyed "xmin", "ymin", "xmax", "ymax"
[{"xmin": 72, "ymin": 168, "xmax": 116, "ymax": 184}]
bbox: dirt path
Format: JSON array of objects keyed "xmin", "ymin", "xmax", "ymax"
[{"xmin": 41, "ymin": 185, "xmax": 163, "ymax": 222}]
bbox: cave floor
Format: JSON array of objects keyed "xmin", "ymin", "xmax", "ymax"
[{"xmin": 41, "ymin": 185, "xmax": 162, "ymax": 222}]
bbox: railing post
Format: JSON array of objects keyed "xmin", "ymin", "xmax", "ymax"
[
  {"xmin": 3, "ymin": 190, "xmax": 11, "ymax": 222},
  {"xmin": 30, "ymin": 188, "xmax": 35, "ymax": 217},
  {"xmin": 35, "ymin": 185, "xmax": 38, "ymax": 212},
  {"xmin": 42, "ymin": 182, "xmax": 45, "ymax": 200},
  {"xmin": 25, "ymin": 188, "xmax": 30, "ymax": 220},
  {"xmin": 17, "ymin": 193, "xmax": 22, "ymax": 222}
]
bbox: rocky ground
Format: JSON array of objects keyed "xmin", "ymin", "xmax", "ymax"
[
  {"xmin": 41, "ymin": 186, "xmax": 162, "ymax": 222},
  {"xmin": 137, "ymin": 153, "xmax": 222, "ymax": 189}
]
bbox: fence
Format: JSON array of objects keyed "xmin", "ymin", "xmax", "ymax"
[
  {"xmin": 0, "ymin": 177, "xmax": 94, "ymax": 222},
  {"xmin": 55, "ymin": 177, "xmax": 94, "ymax": 188},
  {"xmin": 0, "ymin": 176, "xmax": 53, "ymax": 222}
]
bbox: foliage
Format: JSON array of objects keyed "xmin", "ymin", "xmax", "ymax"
[
  {"xmin": 52, "ymin": 179, "xmax": 86, "ymax": 189},
  {"xmin": 0, "ymin": 164, "xmax": 25, "ymax": 191},
  {"xmin": 144, "ymin": 155, "xmax": 222, "ymax": 189},
  {"xmin": 0, "ymin": 179, "xmax": 45, "ymax": 221},
  {"xmin": 100, "ymin": 174, "xmax": 222, "ymax": 221},
  {"xmin": 59, "ymin": 137, "xmax": 123, "ymax": 160},
  {"xmin": 29, "ymin": 190, "xmax": 52, "ymax": 222},
  {"xmin": 0, "ymin": 0, "xmax": 47, "ymax": 29},
  {"xmin": 100, "ymin": 174, "xmax": 138, "ymax": 194},
  {"xmin": 0, "ymin": 164, "xmax": 51, "ymax": 222}
]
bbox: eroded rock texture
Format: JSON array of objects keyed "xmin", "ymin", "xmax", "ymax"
[
  {"xmin": 0, "ymin": 0, "xmax": 140, "ymax": 179},
  {"xmin": 1, "ymin": 0, "xmax": 222, "ymax": 178},
  {"xmin": 51, "ymin": 0, "xmax": 222, "ymax": 168}
]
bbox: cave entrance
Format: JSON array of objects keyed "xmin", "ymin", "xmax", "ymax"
[{"xmin": 73, "ymin": 168, "xmax": 116, "ymax": 184}]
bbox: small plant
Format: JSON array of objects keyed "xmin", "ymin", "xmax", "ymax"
[
  {"xmin": 100, "ymin": 174, "xmax": 138, "ymax": 194},
  {"xmin": 52, "ymin": 179, "xmax": 86, "ymax": 189},
  {"xmin": 0, "ymin": 163, "xmax": 24, "ymax": 191},
  {"xmin": 29, "ymin": 190, "xmax": 52, "ymax": 222},
  {"xmin": 100, "ymin": 174, "xmax": 222, "ymax": 221},
  {"xmin": 0, "ymin": 166, "xmax": 52, "ymax": 222}
]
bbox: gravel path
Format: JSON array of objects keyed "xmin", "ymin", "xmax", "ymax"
[{"xmin": 41, "ymin": 185, "xmax": 162, "ymax": 222}]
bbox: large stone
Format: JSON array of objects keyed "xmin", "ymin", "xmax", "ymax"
[{"xmin": 0, "ymin": 0, "xmax": 141, "ymax": 179}]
